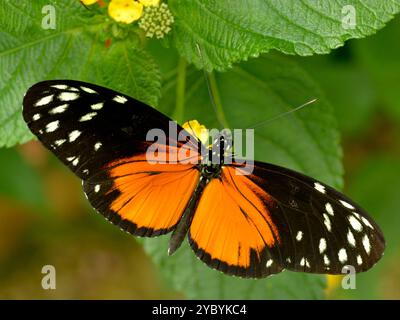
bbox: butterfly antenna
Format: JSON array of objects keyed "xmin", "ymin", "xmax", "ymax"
[
  {"xmin": 79, "ymin": 1, "xmax": 90, "ymax": 9},
  {"xmin": 248, "ymin": 98, "xmax": 318, "ymax": 130},
  {"xmin": 195, "ymin": 44, "xmax": 226, "ymax": 129}
]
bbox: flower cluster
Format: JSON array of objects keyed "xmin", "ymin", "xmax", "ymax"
[
  {"xmin": 138, "ymin": 3, "xmax": 174, "ymax": 39},
  {"xmin": 81, "ymin": 0, "xmax": 174, "ymax": 38}
]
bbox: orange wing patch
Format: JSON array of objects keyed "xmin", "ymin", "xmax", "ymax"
[
  {"xmin": 105, "ymin": 154, "xmax": 200, "ymax": 236},
  {"xmin": 189, "ymin": 166, "xmax": 280, "ymax": 275}
]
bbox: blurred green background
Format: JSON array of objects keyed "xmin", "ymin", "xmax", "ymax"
[{"xmin": 0, "ymin": 3, "xmax": 399, "ymax": 299}]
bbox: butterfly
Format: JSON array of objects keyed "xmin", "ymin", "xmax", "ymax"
[{"xmin": 23, "ymin": 80, "xmax": 385, "ymax": 278}]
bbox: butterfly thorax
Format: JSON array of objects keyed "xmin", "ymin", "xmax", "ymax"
[{"xmin": 200, "ymin": 163, "xmax": 222, "ymax": 180}]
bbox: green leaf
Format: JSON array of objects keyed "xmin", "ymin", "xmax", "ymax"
[
  {"xmin": 169, "ymin": 0, "xmax": 400, "ymax": 71},
  {"xmin": 0, "ymin": 1, "xmax": 161, "ymax": 147},
  {"xmin": 142, "ymin": 49, "xmax": 342, "ymax": 299},
  {"xmin": 296, "ymin": 51, "xmax": 378, "ymax": 137},
  {"xmin": 0, "ymin": 148, "xmax": 46, "ymax": 211}
]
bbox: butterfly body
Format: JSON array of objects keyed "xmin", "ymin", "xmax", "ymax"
[{"xmin": 23, "ymin": 80, "xmax": 385, "ymax": 279}]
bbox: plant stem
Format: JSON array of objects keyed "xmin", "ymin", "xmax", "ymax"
[{"xmin": 173, "ymin": 58, "xmax": 187, "ymax": 124}]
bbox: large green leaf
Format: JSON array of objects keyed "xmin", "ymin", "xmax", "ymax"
[
  {"xmin": 169, "ymin": 0, "xmax": 400, "ymax": 71},
  {"xmin": 0, "ymin": 1, "xmax": 161, "ymax": 147},
  {"xmin": 142, "ymin": 48, "xmax": 342, "ymax": 299}
]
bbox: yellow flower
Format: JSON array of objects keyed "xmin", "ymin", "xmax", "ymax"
[
  {"xmin": 182, "ymin": 120, "xmax": 209, "ymax": 146},
  {"xmin": 108, "ymin": 0, "xmax": 143, "ymax": 24},
  {"xmin": 325, "ymin": 275, "xmax": 343, "ymax": 296},
  {"xmin": 81, "ymin": 0, "xmax": 98, "ymax": 4},
  {"xmin": 139, "ymin": 0, "xmax": 160, "ymax": 6}
]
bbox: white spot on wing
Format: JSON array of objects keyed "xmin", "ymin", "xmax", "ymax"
[
  {"xmin": 338, "ymin": 248, "xmax": 348, "ymax": 263},
  {"xmin": 361, "ymin": 217, "xmax": 374, "ymax": 229},
  {"xmin": 296, "ymin": 231, "xmax": 303, "ymax": 241},
  {"xmin": 319, "ymin": 238, "xmax": 327, "ymax": 254},
  {"xmin": 325, "ymin": 203, "xmax": 334, "ymax": 216},
  {"xmin": 55, "ymin": 139, "xmax": 66, "ymax": 146},
  {"xmin": 49, "ymin": 104, "xmax": 69, "ymax": 114},
  {"xmin": 69, "ymin": 130, "xmax": 81, "ymax": 142},
  {"xmin": 45, "ymin": 120, "xmax": 59, "ymax": 132},
  {"xmin": 94, "ymin": 184, "xmax": 100, "ymax": 193},
  {"xmin": 353, "ymin": 212, "xmax": 361, "ymax": 219},
  {"xmin": 266, "ymin": 259, "xmax": 273, "ymax": 267},
  {"xmin": 52, "ymin": 84, "xmax": 68, "ymax": 90},
  {"xmin": 348, "ymin": 216, "xmax": 363, "ymax": 232},
  {"xmin": 35, "ymin": 95, "xmax": 54, "ymax": 106},
  {"xmin": 80, "ymin": 86, "xmax": 97, "ymax": 94},
  {"xmin": 340, "ymin": 200, "xmax": 355, "ymax": 210},
  {"xmin": 323, "ymin": 213, "xmax": 332, "ymax": 232},
  {"xmin": 79, "ymin": 112, "xmax": 97, "ymax": 122},
  {"xmin": 347, "ymin": 229, "xmax": 356, "ymax": 247},
  {"xmin": 362, "ymin": 234, "xmax": 371, "ymax": 255},
  {"xmin": 113, "ymin": 95, "xmax": 127, "ymax": 104},
  {"xmin": 94, "ymin": 142, "xmax": 102, "ymax": 151},
  {"xmin": 91, "ymin": 102, "xmax": 104, "ymax": 110},
  {"xmin": 300, "ymin": 258, "xmax": 310, "ymax": 268},
  {"xmin": 72, "ymin": 158, "xmax": 79, "ymax": 166},
  {"xmin": 314, "ymin": 182, "xmax": 326, "ymax": 194},
  {"xmin": 32, "ymin": 113, "xmax": 41, "ymax": 121},
  {"xmin": 324, "ymin": 255, "xmax": 330, "ymax": 266},
  {"xmin": 357, "ymin": 255, "xmax": 363, "ymax": 265},
  {"xmin": 59, "ymin": 92, "xmax": 79, "ymax": 101}
]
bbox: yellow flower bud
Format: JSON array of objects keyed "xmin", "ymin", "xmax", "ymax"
[
  {"xmin": 108, "ymin": 0, "xmax": 143, "ymax": 24},
  {"xmin": 139, "ymin": 0, "xmax": 160, "ymax": 6},
  {"xmin": 182, "ymin": 120, "xmax": 209, "ymax": 146}
]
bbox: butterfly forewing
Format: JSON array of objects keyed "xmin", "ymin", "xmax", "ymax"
[{"xmin": 23, "ymin": 81, "xmax": 186, "ymax": 177}]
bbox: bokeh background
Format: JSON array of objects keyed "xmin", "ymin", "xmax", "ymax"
[{"xmin": 1, "ymin": 9, "xmax": 399, "ymax": 299}]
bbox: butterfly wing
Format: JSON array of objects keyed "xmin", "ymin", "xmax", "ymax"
[
  {"xmin": 23, "ymin": 80, "xmax": 201, "ymax": 236},
  {"xmin": 189, "ymin": 166, "xmax": 284, "ymax": 278},
  {"xmin": 189, "ymin": 162, "xmax": 385, "ymax": 278}
]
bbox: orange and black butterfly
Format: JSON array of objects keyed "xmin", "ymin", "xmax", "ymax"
[{"xmin": 23, "ymin": 80, "xmax": 385, "ymax": 278}]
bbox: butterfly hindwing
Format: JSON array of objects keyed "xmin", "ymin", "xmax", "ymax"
[
  {"xmin": 250, "ymin": 161, "xmax": 385, "ymax": 273},
  {"xmin": 189, "ymin": 166, "xmax": 284, "ymax": 278}
]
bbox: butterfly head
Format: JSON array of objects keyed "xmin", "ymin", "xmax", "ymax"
[{"xmin": 182, "ymin": 120, "xmax": 233, "ymax": 167}]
